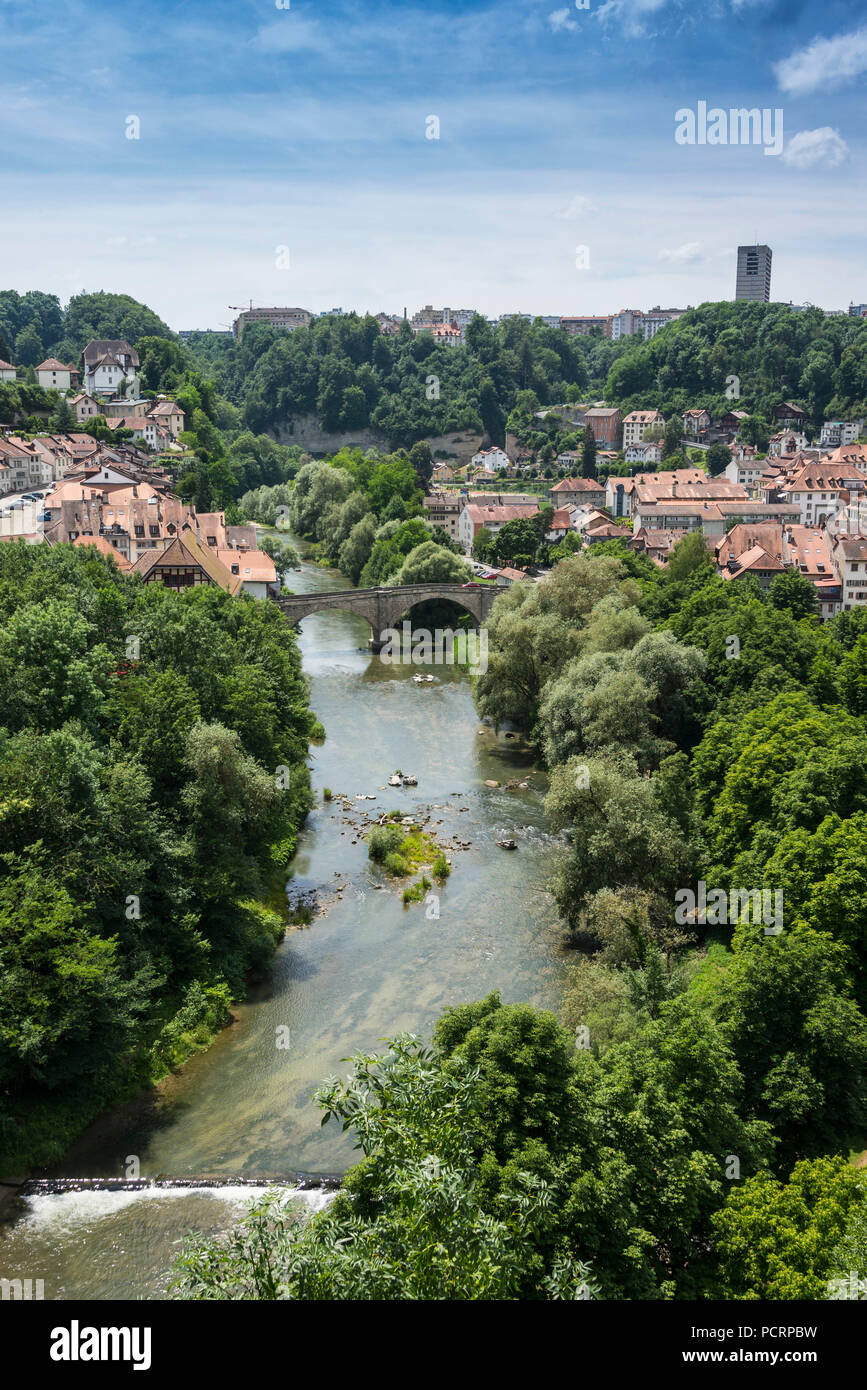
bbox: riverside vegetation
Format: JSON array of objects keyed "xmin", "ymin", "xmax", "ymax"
[
  {"xmin": 0, "ymin": 542, "xmax": 317, "ymax": 1173},
  {"xmin": 173, "ymin": 543, "xmax": 867, "ymax": 1301}
]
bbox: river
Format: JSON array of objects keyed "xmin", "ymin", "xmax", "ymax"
[{"xmin": 0, "ymin": 537, "xmax": 567, "ymax": 1299}]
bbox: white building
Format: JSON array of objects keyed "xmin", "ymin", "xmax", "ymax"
[
  {"xmin": 471, "ymin": 447, "xmax": 510, "ymax": 472},
  {"xmin": 768, "ymin": 430, "xmax": 808, "ymax": 457},
  {"xmin": 35, "ymin": 358, "xmax": 74, "ymax": 391},
  {"xmin": 724, "ymin": 456, "xmax": 765, "ymax": 494},
  {"xmin": 0, "ymin": 359, "xmax": 16, "ymax": 383},
  {"xmin": 831, "ymin": 534, "xmax": 867, "ymax": 609},
  {"xmin": 820, "ymin": 420, "xmax": 863, "ymax": 449},
  {"xmin": 622, "ymin": 410, "xmax": 664, "ymax": 449},
  {"xmin": 82, "ymin": 340, "xmax": 140, "ymax": 398},
  {"xmin": 625, "ymin": 439, "xmax": 663, "ymax": 464}
]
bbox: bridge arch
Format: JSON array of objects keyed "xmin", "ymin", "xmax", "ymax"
[{"xmin": 275, "ymin": 583, "xmax": 497, "ymax": 650}]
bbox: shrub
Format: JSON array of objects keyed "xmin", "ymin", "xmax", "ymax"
[
  {"xmin": 323, "ymin": 787, "xmax": 332, "ymax": 801},
  {"xmin": 368, "ymin": 825, "xmax": 405, "ymax": 863},
  {"xmin": 384, "ymin": 852, "xmax": 411, "ymax": 877},
  {"xmin": 433, "ymin": 856, "xmax": 451, "ymax": 879}
]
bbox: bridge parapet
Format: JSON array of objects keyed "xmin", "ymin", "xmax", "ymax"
[{"xmin": 275, "ymin": 583, "xmax": 497, "ymax": 642}]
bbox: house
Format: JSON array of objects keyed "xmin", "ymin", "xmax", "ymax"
[
  {"xmin": 35, "ymin": 358, "xmax": 75, "ymax": 391},
  {"xmin": 546, "ymin": 506, "xmax": 580, "ymax": 541},
  {"xmin": 633, "ymin": 494, "xmax": 798, "ymax": 539},
  {"xmin": 71, "ymin": 534, "xmax": 132, "ymax": 570},
  {"xmin": 217, "ymin": 546, "xmax": 278, "ymax": 599},
  {"xmin": 491, "ymin": 566, "xmax": 529, "ymax": 586},
  {"xmin": 129, "ymin": 533, "xmax": 242, "ymax": 592},
  {"xmin": 102, "ymin": 398, "xmax": 151, "ymax": 419},
  {"xmin": 830, "ymin": 534, "xmax": 867, "ymax": 609},
  {"xmin": 549, "ymin": 476, "xmax": 607, "ymax": 508},
  {"xmin": 583, "ymin": 407, "xmax": 622, "ymax": 448},
  {"xmin": 146, "ymin": 399, "xmax": 185, "ymax": 439},
  {"xmin": 622, "ymin": 410, "xmax": 665, "ymax": 449},
  {"xmin": 630, "ymin": 527, "xmax": 689, "ymax": 568},
  {"xmin": 431, "ymin": 323, "xmax": 462, "ymax": 348},
  {"xmin": 778, "ymin": 459, "xmax": 865, "ymax": 526},
  {"xmin": 625, "ymin": 440, "xmax": 663, "ymax": 465},
  {"xmin": 0, "ymin": 359, "xmax": 16, "ymax": 383},
  {"xmin": 560, "ymin": 317, "xmax": 612, "ymax": 337},
  {"xmin": 458, "ymin": 501, "xmax": 539, "ymax": 552},
  {"xmin": 683, "ymin": 408, "xmax": 710, "ymax": 441},
  {"xmin": 776, "ymin": 402, "xmax": 806, "ymax": 425},
  {"xmin": 471, "ymin": 447, "xmax": 510, "ymax": 472},
  {"xmin": 768, "ymin": 430, "xmax": 808, "ymax": 457},
  {"xmin": 820, "ymin": 420, "xmax": 863, "ymax": 449},
  {"xmin": 423, "ymin": 493, "xmax": 463, "ymax": 542},
  {"xmin": 783, "ymin": 526, "xmax": 841, "ymax": 618},
  {"xmin": 605, "ymin": 475, "xmax": 638, "ymax": 518},
  {"xmin": 0, "ymin": 437, "xmax": 41, "ymax": 492},
  {"xmin": 723, "ymin": 456, "xmax": 765, "ymax": 494},
  {"xmin": 716, "ymin": 409, "xmax": 749, "ymax": 437},
  {"xmin": 70, "ymin": 392, "xmax": 102, "ymax": 423},
  {"xmin": 82, "ymin": 340, "xmax": 140, "ymax": 397},
  {"xmin": 431, "ymin": 463, "xmax": 455, "ymax": 484},
  {"xmin": 715, "ymin": 523, "xmax": 784, "ymax": 569},
  {"xmin": 584, "ymin": 520, "xmax": 630, "ymax": 543},
  {"xmin": 605, "ymin": 468, "xmax": 710, "ymax": 519},
  {"xmin": 719, "ymin": 543, "xmax": 786, "ymax": 590}
]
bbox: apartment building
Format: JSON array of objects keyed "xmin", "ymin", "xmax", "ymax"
[
  {"xmin": 584, "ymin": 407, "xmax": 622, "ymax": 448},
  {"xmin": 423, "ymin": 494, "xmax": 463, "ymax": 542},
  {"xmin": 622, "ymin": 410, "xmax": 665, "ymax": 449},
  {"xmin": 232, "ymin": 307, "xmax": 312, "ymax": 338}
]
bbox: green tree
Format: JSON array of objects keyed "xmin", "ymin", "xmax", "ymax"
[
  {"xmin": 768, "ymin": 569, "xmax": 818, "ymax": 621},
  {"xmin": 712, "ymin": 1158, "xmax": 866, "ymax": 1300},
  {"xmin": 387, "ymin": 540, "xmax": 472, "ymax": 586},
  {"xmin": 14, "ymin": 323, "xmax": 43, "ymax": 367},
  {"xmin": 172, "ymin": 1034, "xmax": 596, "ymax": 1301}
]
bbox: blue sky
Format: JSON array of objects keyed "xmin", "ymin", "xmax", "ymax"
[{"xmin": 1, "ymin": 0, "xmax": 865, "ymax": 327}]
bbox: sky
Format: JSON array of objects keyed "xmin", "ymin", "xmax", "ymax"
[{"xmin": 1, "ymin": 0, "xmax": 865, "ymax": 328}]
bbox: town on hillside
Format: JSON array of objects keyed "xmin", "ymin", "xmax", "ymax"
[
  {"xmin": 0, "ymin": 336, "xmax": 279, "ymax": 595},
  {"xmin": 419, "ymin": 396, "xmax": 867, "ymax": 614}
]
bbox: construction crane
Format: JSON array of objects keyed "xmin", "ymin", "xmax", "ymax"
[{"xmin": 228, "ymin": 301, "xmax": 255, "ymax": 313}]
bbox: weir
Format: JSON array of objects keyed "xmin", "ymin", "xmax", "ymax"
[{"xmin": 15, "ymin": 1174, "xmax": 342, "ymax": 1197}]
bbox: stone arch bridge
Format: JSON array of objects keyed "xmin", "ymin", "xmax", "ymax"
[{"xmin": 275, "ymin": 583, "xmax": 498, "ymax": 649}]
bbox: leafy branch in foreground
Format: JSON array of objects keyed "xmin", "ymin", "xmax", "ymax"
[{"xmin": 171, "ymin": 1034, "xmax": 596, "ymax": 1300}]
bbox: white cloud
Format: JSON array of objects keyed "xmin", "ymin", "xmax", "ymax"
[
  {"xmin": 658, "ymin": 241, "xmax": 703, "ymax": 263},
  {"xmin": 596, "ymin": 0, "xmax": 671, "ymax": 38},
  {"xmin": 774, "ymin": 26, "xmax": 867, "ymax": 95},
  {"xmin": 782, "ymin": 127, "xmax": 849, "ymax": 170},
  {"xmin": 548, "ymin": 8, "xmax": 577, "ymax": 33},
  {"xmin": 561, "ymin": 194, "xmax": 599, "ymax": 219}
]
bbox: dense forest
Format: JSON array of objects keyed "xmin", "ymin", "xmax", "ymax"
[
  {"xmin": 4, "ymin": 290, "xmax": 867, "ymax": 477},
  {"xmin": 174, "ymin": 543, "xmax": 867, "ymax": 1301},
  {"xmin": 0, "ymin": 543, "xmax": 316, "ymax": 1172}
]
